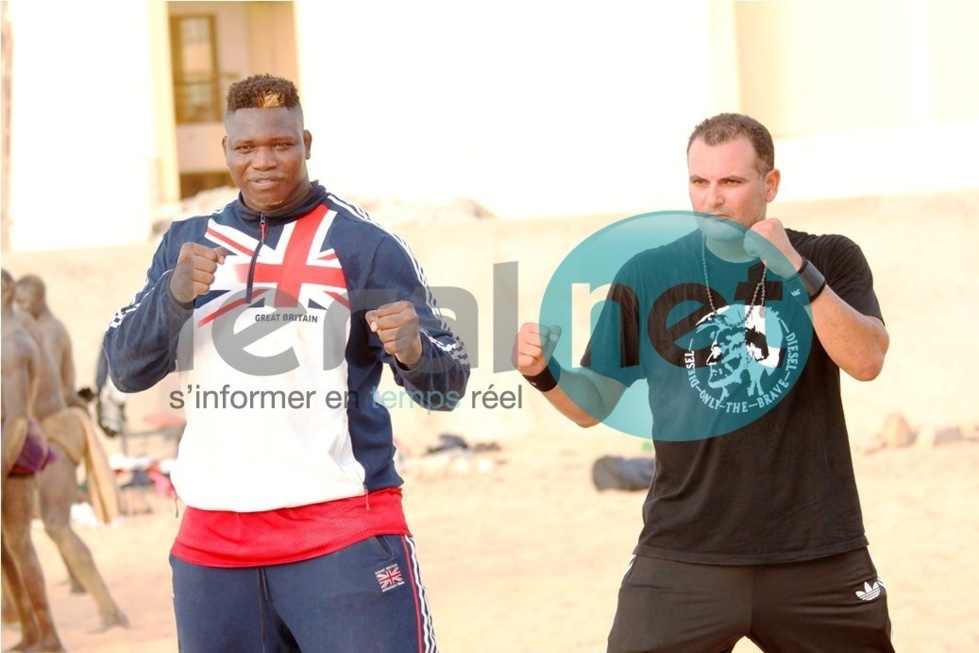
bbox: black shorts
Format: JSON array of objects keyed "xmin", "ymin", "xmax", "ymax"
[{"xmin": 607, "ymin": 548, "xmax": 894, "ymax": 653}]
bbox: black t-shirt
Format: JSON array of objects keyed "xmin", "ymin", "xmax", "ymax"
[{"xmin": 582, "ymin": 228, "xmax": 883, "ymax": 564}]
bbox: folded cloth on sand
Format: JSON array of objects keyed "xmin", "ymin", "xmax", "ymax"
[
  {"xmin": 4, "ymin": 419, "xmax": 58, "ymax": 476},
  {"xmin": 592, "ymin": 455, "xmax": 655, "ymax": 491}
]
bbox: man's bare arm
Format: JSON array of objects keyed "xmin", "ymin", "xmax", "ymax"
[
  {"xmin": 512, "ymin": 323, "xmax": 626, "ymax": 427},
  {"xmin": 808, "ymin": 288, "xmax": 888, "ymax": 380},
  {"xmin": 1, "ymin": 330, "xmax": 39, "ymax": 478},
  {"xmin": 747, "ymin": 219, "xmax": 888, "ymax": 381},
  {"xmin": 56, "ymin": 321, "xmax": 83, "ymax": 406}
]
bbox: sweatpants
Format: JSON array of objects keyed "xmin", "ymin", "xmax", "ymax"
[{"xmin": 171, "ymin": 534, "xmax": 438, "ymax": 653}]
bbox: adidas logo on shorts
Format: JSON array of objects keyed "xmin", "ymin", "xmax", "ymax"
[{"xmin": 855, "ymin": 578, "xmax": 884, "ymax": 601}]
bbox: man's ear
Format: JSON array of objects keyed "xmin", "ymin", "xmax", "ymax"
[
  {"xmin": 764, "ymin": 168, "xmax": 781, "ymax": 203},
  {"xmin": 221, "ymin": 134, "xmax": 231, "ymax": 166},
  {"xmin": 304, "ymin": 130, "xmax": 312, "ymax": 159}
]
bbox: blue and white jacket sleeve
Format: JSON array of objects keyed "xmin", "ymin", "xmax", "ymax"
[
  {"xmin": 365, "ymin": 235, "xmax": 470, "ymax": 410},
  {"xmin": 102, "ymin": 228, "xmax": 194, "ymax": 393}
]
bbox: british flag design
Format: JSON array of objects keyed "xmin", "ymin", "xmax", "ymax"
[
  {"xmin": 198, "ymin": 204, "xmax": 348, "ymax": 327},
  {"xmin": 375, "ymin": 563, "xmax": 405, "ymax": 592}
]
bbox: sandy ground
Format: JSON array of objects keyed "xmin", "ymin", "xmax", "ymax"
[
  {"xmin": 2, "ymin": 190, "xmax": 978, "ymax": 652},
  {"xmin": 1, "ymin": 431, "xmax": 977, "ymax": 652}
]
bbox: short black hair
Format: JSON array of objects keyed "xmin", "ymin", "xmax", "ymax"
[
  {"xmin": 687, "ymin": 113, "xmax": 775, "ymax": 174},
  {"xmin": 14, "ymin": 274, "xmax": 45, "ymax": 298},
  {"xmin": 1, "ymin": 269, "xmax": 14, "ymax": 304},
  {"xmin": 226, "ymin": 74, "xmax": 301, "ymax": 113}
]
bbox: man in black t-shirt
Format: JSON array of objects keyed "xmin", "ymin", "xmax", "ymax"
[{"xmin": 513, "ymin": 113, "xmax": 894, "ymax": 652}]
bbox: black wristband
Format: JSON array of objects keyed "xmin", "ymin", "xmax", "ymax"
[
  {"xmin": 522, "ymin": 363, "xmax": 561, "ymax": 392},
  {"xmin": 797, "ymin": 258, "xmax": 827, "ymax": 301}
]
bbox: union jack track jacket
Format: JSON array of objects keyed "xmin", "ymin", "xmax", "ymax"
[{"xmin": 104, "ymin": 182, "xmax": 470, "ymax": 512}]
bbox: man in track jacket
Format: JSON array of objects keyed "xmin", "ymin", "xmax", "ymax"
[{"xmin": 104, "ymin": 74, "xmax": 468, "ymax": 653}]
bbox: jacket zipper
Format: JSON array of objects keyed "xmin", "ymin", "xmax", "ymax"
[{"xmin": 245, "ymin": 214, "xmax": 268, "ymax": 303}]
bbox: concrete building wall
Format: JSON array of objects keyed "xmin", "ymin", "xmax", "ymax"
[
  {"xmin": 149, "ymin": 1, "xmax": 179, "ymax": 209},
  {"xmin": 730, "ymin": 1, "xmax": 979, "ymax": 203},
  {"xmin": 292, "ymin": 0, "xmax": 718, "ymax": 220},
  {"xmin": 3, "ymin": 0, "xmax": 976, "ymax": 252},
  {"xmin": 735, "ymin": 1, "xmax": 914, "ymax": 137},
  {"xmin": 6, "ymin": 0, "xmax": 162, "ymax": 250}
]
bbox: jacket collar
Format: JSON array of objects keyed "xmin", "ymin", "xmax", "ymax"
[{"xmin": 232, "ymin": 180, "xmax": 329, "ymax": 225}]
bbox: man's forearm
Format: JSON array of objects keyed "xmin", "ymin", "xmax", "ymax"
[
  {"xmin": 811, "ymin": 286, "xmax": 889, "ymax": 381},
  {"xmin": 104, "ymin": 272, "xmax": 193, "ymax": 393},
  {"xmin": 533, "ymin": 365, "xmax": 624, "ymax": 428},
  {"xmin": 394, "ymin": 329, "xmax": 470, "ymax": 411}
]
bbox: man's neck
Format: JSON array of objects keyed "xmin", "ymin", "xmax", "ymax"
[
  {"xmin": 244, "ymin": 183, "xmax": 314, "ymax": 217},
  {"xmin": 704, "ymin": 236, "xmax": 755, "ymax": 263}
]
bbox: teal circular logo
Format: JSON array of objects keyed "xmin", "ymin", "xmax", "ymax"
[{"xmin": 539, "ymin": 211, "xmax": 814, "ymax": 441}]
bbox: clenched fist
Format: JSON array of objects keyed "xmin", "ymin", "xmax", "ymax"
[
  {"xmin": 366, "ymin": 301, "xmax": 422, "ymax": 368},
  {"xmin": 170, "ymin": 243, "xmax": 229, "ymax": 305},
  {"xmin": 512, "ymin": 322, "xmax": 561, "ymax": 376},
  {"xmin": 744, "ymin": 218, "xmax": 804, "ymax": 278}
]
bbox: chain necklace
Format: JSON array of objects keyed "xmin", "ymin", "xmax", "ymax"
[{"xmin": 701, "ymin": 235, "xmax": 767, "ymax": 319}]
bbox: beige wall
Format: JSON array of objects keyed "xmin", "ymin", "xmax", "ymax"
[
  {"xmin": 4, "ymin": 0, "xmax": 977, "ymax": 252},
  {"xmin": 247, "ymin": 1, "xmax": 298, "ymax": 82},
  {"xmin": 176, "ymin": 124, "xmax": 226, "ymax": 173},
  {"xmin": 733, "ymin": 0, "xmax": 979, "ymax": 136},
  {"xmin": 292, "ymin": 0, "xmax": 717, "ymax": 219},
  {"xmin": 723, "ymin": 1, "xmax": 979, "ymax": 204},
  {"xmin": 929, "ymin": 1, "xmax": 979, "ymax": 121},
  {"xmin": 735, "ymin": 1, "xmax": 914, "ymax": 137},
  {"xmin": 149, "ymin": 1, "xmax": 179, "ymax": 208}
]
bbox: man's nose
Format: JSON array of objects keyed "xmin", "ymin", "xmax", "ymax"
[
  {"xmin": 251, "ymin": 147, "xmax": 277, "ymax": 169},
  {"xmin": 705, "ymin": 184, "xmax": 724, "ymax": 207}
]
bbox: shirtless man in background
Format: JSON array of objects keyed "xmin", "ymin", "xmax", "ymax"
[
  {"xmin": 1, "ymin": 267, "xmax": 64, "ymax": 651},
  {"xmin": 7, "ymin": 271, "xmax": 128, "ymax": 630},
  {"xmin": 15, "ymin": 275, "xmax": 85, "ymax": 410}
]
